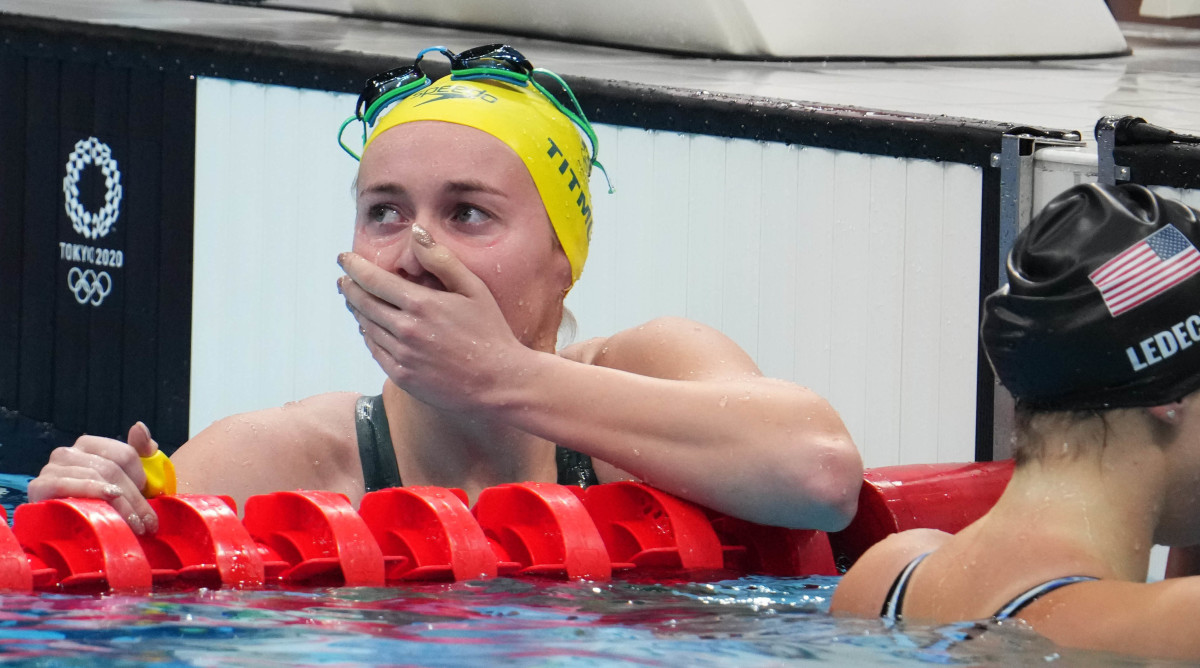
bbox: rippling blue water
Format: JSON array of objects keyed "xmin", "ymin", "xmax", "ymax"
[{"xmin": 0, "ymin": 477, "xmax": 1177, "ymax": 666}]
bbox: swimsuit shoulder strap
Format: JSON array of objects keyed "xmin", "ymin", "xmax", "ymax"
[
  {"xmin": 880, "ymin": 552, "xmax": 930, "ymax": 622},
  {"xmin": 355, "ymin": 394, "xmax": 594, "ymax": 492},
  {"xmin": 993, "ymin": 576, "xmax": 1099, "ymax": 621},
  {"xmin": 555, "ymin": 445, "xmax": 599, "ymax": 487},
  {"xmin": 355, "ymin": 393, "xmax": 403, "ymax": 492}
]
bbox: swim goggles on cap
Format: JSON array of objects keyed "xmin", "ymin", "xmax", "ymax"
[{"xmin": 337, "ymin": 43, "xmax": 610, "ymax": 188}]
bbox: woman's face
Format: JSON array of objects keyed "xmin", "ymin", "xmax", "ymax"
[{"xmin": 353, "ymin": 121, "xmax": 572, "ymax": 352}]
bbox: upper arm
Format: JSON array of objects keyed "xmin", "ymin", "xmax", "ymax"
[
  {"xmin": 831, "ymin": 529, "xmax": 952, "ymax": 617},
  {"xmin": 564, "ymin": 318, "xmax": 861, "ymax": 523},
  {"xmin": 592, "ymin": 316, "xmax": 856, "ymax": 456},
  {"xmin": 561, "ymin": 318, "xmax": 767, "ymax": 486},
  {"xmin": 171, "ymin": 392, "xmax": 361, "ymax": 508},
  {"xmin": 583, "ymin": 317, "xmax": 762, "ymax": 382},
  {"xmin": 1020, "ymin": 577, "xmax": 1200, "ymax": 659}
]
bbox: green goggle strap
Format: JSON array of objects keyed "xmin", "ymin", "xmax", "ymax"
[{"xmin": 531, "ymin": 69, "xmax": 612, "ymax": 193}]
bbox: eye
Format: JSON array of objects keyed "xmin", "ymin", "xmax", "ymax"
[
  {"xmin": 366, "ymin": 204, "xmax": 404, "ymax": 227},
  {"xmin": 451, "ymin": 204, "xmax": 491, "ymax": 227}
]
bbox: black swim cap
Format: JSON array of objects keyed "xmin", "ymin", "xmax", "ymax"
[{"xmin": 982, "ymin": 183, "xmax": 1200, "ymax": 410}]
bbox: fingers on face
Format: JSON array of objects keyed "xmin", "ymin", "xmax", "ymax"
[
  {"xmin": 341, "ymin": 253, "xmax": 412, "ymax": 308},
  {"xmin": 409, "ymin": 232, "xmax": 487, "ymax": 298},
  {"xmin": 345, "ymin": 286, "xmax": 420, "ymax": 353},
  {"xmin": 361, "ymin": 330, "xmax": 406, "ymax": 382}
]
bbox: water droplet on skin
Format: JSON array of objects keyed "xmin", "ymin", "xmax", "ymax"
[
  {"xmin": 718, "ymin": 396, "xmax": 728, "ymax": 408},
  {"xmin": 428, "ymin": 332, "xmax": 436, "ymax": 341},
  {"xmin": 495, "ymin": 263, "xmax": 502, "ymax": 273},
  {"xmin": 632, "ymin": 449, "xmax": 641, "ymax": 457}
]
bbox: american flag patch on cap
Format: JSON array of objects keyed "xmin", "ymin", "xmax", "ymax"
[{"xmin": 1088, "ymin": 224, "xmax": 1200, "ymax": 317}]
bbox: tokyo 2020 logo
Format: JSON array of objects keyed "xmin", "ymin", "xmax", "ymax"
[
  {"xmin": 61, "ymin": 137, "xmax": 123, "ymax": 307},
  {"xmin": 63, "ymin": 137, "xmax": 122, "ymax": 241}
]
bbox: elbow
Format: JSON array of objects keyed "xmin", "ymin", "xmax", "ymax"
[
  {"xmin": 813, "ymin": 469, "xmax": 862, "ymax": 532},
  {"xmin": 786, "ymin": 440, "xmax": 864, "ymax": 532},
  {"xmin": 814, "ymin": 456, "xmax": 864, "ymax": 532}
]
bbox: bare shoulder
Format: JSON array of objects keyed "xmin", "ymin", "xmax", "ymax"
[
  {"xmin": 561, "ymin": 317, "xmax": 759, "ymax": 381},
  {"xmin": 1021, "ymin": 575, "xmax": 1200, "ymax": 658},
  {"xmin": 830, "ymin": 529, "xmax": 952, "ymax": 617},
  {"xmin": 172, "ymin": 392, "xmax": 362, "ymax": 505}
]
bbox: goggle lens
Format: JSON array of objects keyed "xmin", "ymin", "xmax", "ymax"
[
  {"xmin": 449, "ymin": 44, "xmax": 534, "ymax": 86},
  {"xmin": 357, "ymin": 65, "xmax": 429, "ymax": 122}
]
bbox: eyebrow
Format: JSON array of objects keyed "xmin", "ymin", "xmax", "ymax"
[
  {"xmin": 357, "ymin": 182, "xmax": 407, "ymax": 199},
  {"xmin": 356, "ymin": 179, "xmax": 507, "ymax": 200},
  {"xmin": 444, "ymin": 179, "xmax": 507, "ymax": 198}
]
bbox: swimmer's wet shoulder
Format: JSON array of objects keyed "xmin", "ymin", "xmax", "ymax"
[
  {"xmin": 831, "ymin": 529, "xmax": 949, "ymax": 618},
  {"xmin": 559, "ymin": 317, "xmax": 762, "ymax": 382},
  {"xmin": 172, "ymin": 391, "xmax": 364, "ymax": 505}
]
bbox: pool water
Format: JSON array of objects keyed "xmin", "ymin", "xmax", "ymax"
[{"xmin": 0, "ymin": 477, "xmax": 1181, "ymax": 666}]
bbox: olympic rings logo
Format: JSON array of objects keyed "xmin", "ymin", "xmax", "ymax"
[
  {"xmin": 63, "ymin": 137, "xmax": 122, "ymax": 240},
  {"xmin": 67, "ymin": 267, "xmax": 112, "ymax": 307}
]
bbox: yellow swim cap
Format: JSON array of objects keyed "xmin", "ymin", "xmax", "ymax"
[{"xmin": 365, "ymin": 75, "xmax": 595, "ymax": 284}]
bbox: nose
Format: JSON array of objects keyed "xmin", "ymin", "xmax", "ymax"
[
  {"xmin": 388, "ymin": 229, "xmax": 426, "ymax": 281},
  {"xmin": 381, "ymin": 223, "xmax": 445, "ymax": 291}
]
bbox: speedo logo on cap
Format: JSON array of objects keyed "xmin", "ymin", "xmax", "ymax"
[
  {"xmin": 1089, "ymin": 224, "xmax": 1200, "ymax": 317},
  {"xmin": 410, "ymin": 84, "xmax": 498, "ymax": 107}
]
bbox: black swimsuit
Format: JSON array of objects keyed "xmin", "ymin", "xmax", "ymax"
[
  {"xmin": 881, "ymin": 552, "xmax": 1098, "ymax": 622},
  {"xmin": 355, "ymin": 394, "xmax": 599, "ymax": 493}
]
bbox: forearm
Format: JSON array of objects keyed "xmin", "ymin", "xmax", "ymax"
[{"xmin": 489, "ymin": 352, "xmax": 862, "ymax": 530}]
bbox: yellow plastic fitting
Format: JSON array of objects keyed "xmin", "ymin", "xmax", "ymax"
[{"xmin": 140, "ymin": 450, "xmax": 176, "ymax": 498}]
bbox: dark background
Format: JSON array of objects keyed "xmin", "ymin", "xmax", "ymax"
[{"xmin": 0, "ymin": 48, "xmax": 195, "ymax": 473}]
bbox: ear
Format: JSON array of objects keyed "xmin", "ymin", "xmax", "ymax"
[{"xmin": 1148, "ymin": 401, "xmax": 1185, "ymax": 424}]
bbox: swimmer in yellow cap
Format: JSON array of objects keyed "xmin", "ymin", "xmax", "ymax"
[
  {"xmin": 345, "ymin": 44, "xmax": 600, "ymax": 285},
  {"xmin": 30, "ymin": 45, "xmax": 861, "ymax": 537}
]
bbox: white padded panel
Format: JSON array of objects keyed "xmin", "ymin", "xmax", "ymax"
[{"xmin": 349, "ymin": 0, "xmax": 1127, "ymax": 59}]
